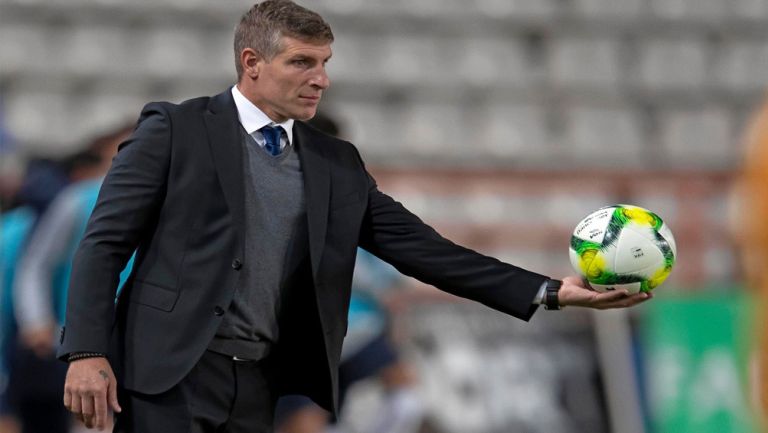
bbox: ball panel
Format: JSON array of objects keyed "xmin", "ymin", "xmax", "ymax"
[
  {"xmin": 571, "ymin": 206, "xmax": 616, "ymax": 243},
  {"xmin": 569, "ymin": 237, "xmax": 603, "ymax": 277},
  {"xmin": 591, "ymin": 281, "xmax": 642, "ymax": 294},
  {"xmin": 585, "ymin": 268, "xmax": 647, "ymax": 286},
  {"xmin": 584, "ymin": 249, "xmax": 611, "ymax": 282},
  {"xmin": 568, "ymin": 246, "xmax": 585, "ymax": 277},
  {"xmin": 613, "ymin": 225, "xmax": 665, "ymax": 274},
  {"xmin": 601, "ymin": 212, "xmax": 624, "ymax": 249},
  {"xmin": 657, "ymin": 222, "xmax": 677, "ymax": 258},
  {"xmin": 646, "ymin": 265, "xmax": 673, "ymax": 290},
  {"xmin": 616, "ymin": 204, "xmax": 663, "ymax": 230}
]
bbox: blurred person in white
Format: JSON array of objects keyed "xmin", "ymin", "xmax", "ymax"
[
  {"xmin": 14, "ymin": 125, "xmax": 132, "ymax": 359},
  {"xmin": 57, "ymin": 1, "xmax": 651, "ymax": 432},
  {"xmin": 11, "ymin": 125, "xmax": 133, "ymax": 433}
]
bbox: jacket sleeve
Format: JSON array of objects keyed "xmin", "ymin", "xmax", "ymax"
[
  {"xmin": 58, "ymin": 103, "xmax": 172, "ymax": 358},
  {"xmin": 357, "ymin": 164, "xmax": 547, "ymax": 321}
]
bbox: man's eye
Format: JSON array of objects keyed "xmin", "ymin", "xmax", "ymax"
[{"xmin": 293, "ymin": 59, "xmax": 308, "ymax": 66}]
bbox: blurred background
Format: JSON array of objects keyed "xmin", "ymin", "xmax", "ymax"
[{"xmin": 1, "ymin": 0, "xmax": 766, "ymax": 432}]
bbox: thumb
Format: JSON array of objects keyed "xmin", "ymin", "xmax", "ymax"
[{"xmin": 108, "ymin": 380, "xmax": 122, "ymax": 413}]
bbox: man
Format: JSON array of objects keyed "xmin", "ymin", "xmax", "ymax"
[{"xmin": 59, "ymin": 1, "xmax": 651, "ymax": 432}]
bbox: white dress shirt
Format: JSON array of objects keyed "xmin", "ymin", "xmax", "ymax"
[{"xmin": 231, "ymin": 85, "xmax": 294, "ymax": 151}]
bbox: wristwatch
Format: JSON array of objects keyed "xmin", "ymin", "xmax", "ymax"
[{"xmin": 544, "ymin": 279, "xmax": 563, "ymax": 310}]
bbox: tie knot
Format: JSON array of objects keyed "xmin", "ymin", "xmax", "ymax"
[{"xmin": 260, "ymin": 125, "xmax": 283, "ymax": 156}]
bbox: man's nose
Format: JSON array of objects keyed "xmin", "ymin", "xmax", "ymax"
[{"xmin": 310, "ymin": 68, "xmax": 330, "ymax": 89}]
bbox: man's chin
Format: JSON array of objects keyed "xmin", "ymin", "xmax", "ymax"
[{"xmin": 296, "ymin": 108, "xmax": 319, "ymax": 121}]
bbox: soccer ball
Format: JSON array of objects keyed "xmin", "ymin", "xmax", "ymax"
[{"xmin": 569, "ymin": 204, "xmax": 677, "ymax": 293}]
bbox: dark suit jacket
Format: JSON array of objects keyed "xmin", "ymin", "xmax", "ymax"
[{"xmin": 58, "ymin": 90, "xmax": 548, "ymax": 413}]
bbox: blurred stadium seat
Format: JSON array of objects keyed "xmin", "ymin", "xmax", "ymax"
[
  {"xmin": 636, "ymin": 37, "xmax": 708, "ymax": 91},
  {"xmin": 549, "ymin": 37, "xmax": 622, "ymax": 89}
]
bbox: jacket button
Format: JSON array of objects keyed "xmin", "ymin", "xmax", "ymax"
[
  {"xmin": 232, "ymin": 259, "xmax": 242, "ymax": 270},
  {"xmin": 213, "ymin": 306, "xmax": 225, "ymax": 316}
]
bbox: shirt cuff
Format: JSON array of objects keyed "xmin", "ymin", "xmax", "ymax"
[{"xmin": 533, "ymin": 280, "xmax": 548, "ymax": 305}]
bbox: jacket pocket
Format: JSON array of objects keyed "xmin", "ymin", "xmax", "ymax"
[{"xmin": 129, "ymin": 280, "xmax": 179, "ymax": 312}]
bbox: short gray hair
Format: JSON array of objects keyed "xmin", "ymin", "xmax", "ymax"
[{"xmin": 234, "ymin": 0, "xmax": 334, "ymax": 79}]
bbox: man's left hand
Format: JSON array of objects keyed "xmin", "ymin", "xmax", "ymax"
[{"xmin": 558, "ymin": 275, "xmax": 652, "ymax": 309}]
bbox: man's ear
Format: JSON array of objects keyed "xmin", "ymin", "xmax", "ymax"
[{"xmin": 241, "ymin": 48, "xmax": 262, "ymax": 79}]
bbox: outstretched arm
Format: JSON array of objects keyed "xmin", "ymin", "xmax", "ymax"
[
  {"xmin": 358, "ymin": 169, "xmax": 547, "ymax": 321},
  {"xmin": 356, "ymin": 158, "xmax": 649, "ymax": 316}
]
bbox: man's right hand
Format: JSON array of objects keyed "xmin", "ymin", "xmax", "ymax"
[{"xmin": 63, "ymin": 357, "xmax": 122, "ymax": 430}]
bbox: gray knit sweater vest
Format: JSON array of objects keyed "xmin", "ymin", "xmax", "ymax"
[{"xmin": 208, "ymin": 128, "xmax": 308, "ymax": 360}]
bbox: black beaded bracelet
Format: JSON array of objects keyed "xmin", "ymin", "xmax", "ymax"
[{"xmin": 67, "ymin": 352, "xmax": 106, "ymax": 362}]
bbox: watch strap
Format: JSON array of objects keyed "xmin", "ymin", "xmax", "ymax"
[{"xmin": 544, "ymin": 279, "xmax": 563, "ymax": 310}]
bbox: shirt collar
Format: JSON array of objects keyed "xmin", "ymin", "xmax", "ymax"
[{"xmin": 231, "ymin": 85, "xmax": 294, "ymax": 145}]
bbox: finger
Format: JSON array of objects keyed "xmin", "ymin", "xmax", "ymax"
[
  {"xmin": 603, "ymin": 292, "xmax": 650, "ymax": 309},
  {"xmin": 596, "ymin": 289, "xmax": 631, "ymax": 303},
  {"xmin": 627, "ymin": 292, "xmax": 652, "ymax": 306},
  {"xmin": 108, "ymin": 379, "xmax": 122, "ymax": 413},
  {"xmin": 94, "ymin": 389, "xmax": 108, "ymax": 430},
  {"xmin": 63, "ymin": 387, "xmax": 72, "ymax": 410},
  {"xmin": 81, "ymin": 394, "xmax": 95, "ymax": 428},
  {"xmin": 71, "ymin": 390, "xmax": 83, "ymax": 415}
]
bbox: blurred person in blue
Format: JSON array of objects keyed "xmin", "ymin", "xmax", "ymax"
[
  {"xmin": 1, "ymin": 132, "xmax": 72, "ymax": 433},
  {"xmin": 1, "ymin": 204, "xmax": 35, "ymax": 433},
  {"xmin": 9, "ymin": 125, "xmax": 133, "ymax": 433},
  {"xmin": 0, "ymin": 99, "xmax": 24, "ymax": 433},
  {"xmin": 58, "ymin": 2, "xmax": 651, "ymax": 432}
]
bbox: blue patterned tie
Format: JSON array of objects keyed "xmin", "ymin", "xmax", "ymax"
[{"xmin": 260, "ymin": 125, "xmax": 283, "ymax": 156}]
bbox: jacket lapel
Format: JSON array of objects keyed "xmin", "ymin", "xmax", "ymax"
[
  {"xmin": 294, "ymin": 123, "xmax": 330, "ymax": 279},
  {"xmin": 202, "ymin": 93, "xmax": 331, "ymax": 278},
  {"xmin": 203, "ymin": 91, "xmax": 246, "ymax": 240}
]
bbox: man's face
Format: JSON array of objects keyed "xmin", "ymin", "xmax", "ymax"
[{"xmin": 244, "ymin": 36, "xmax": 332, "ymax": 122}]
